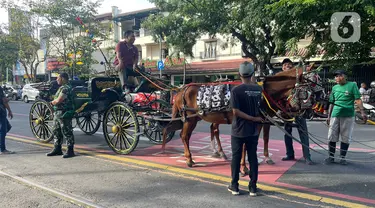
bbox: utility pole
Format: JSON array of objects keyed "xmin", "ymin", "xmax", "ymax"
[
  {"xmin": 6, "ymin": 67, "xmax": 8, "ymax": 84},
  {"xmin": 159, "ymin": 35, "xmax": 162, "ymax": 78}
]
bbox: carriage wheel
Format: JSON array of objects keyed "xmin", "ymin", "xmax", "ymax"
[
  {"xmin": 77, "ymin": 111, "xmax": 101, "ymax": 135},
  {"xmin": 102, "ymin": 102, "xmax": 140, "ymax": 154},
  {"xmin": 144, "ymin": 99, "xmax": 175, "ymax": 144},
  {"xmin": 29, "ymin": 101, "xmax": 54, "ymax": 143}
]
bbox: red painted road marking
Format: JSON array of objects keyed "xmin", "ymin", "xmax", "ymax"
[{"xmin": 129, "ymin": 132, "xmax": 303, "ymax": 182}]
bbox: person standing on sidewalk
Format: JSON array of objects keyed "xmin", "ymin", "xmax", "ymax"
[
  {"xmin": 227, "ymin": 61, "xmax": 264, "ymax": 196},
  {"xmin": 47, "ymin": 72, "xmax": 75, "ymax": 158},
  {"xmin": 325, "ymin": 70, "xmax": 367, "ymax": 165},
  {"xmin": 0, "ymin": 85, "xmax": 14, "ymax": 154},
  {"xmin": 280, "ymin": 58, "xmax": 313, "ymax": 165}
]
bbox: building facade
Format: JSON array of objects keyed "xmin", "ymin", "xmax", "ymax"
[{"xmin": 42, "ymin": 6, "xmax": 375, "ymax": 86}]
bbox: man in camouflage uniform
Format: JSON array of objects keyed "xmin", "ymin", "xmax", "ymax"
[{"xmin": 47, "ymin": 72, "xmax": 75, "ymax": 158}]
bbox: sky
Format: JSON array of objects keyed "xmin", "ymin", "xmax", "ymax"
[{"xmin": 0, "ymin": 0, "xmax": 155, "ymax": 25}]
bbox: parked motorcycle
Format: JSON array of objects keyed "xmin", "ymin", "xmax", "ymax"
[
  {"xmin": 307, "ymin": 101, "xmax": 329, "ymax": 120},
  {"xmin": 306, "ymin": 91, "xmax": 329, "ymax": 120},
  {"xmin": 355, "ymin": 81, "xmax": 375, "ymax": 124}
]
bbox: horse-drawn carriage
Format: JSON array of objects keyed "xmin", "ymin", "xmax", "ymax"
[{"xmin": 29, "ymin": 72, "xmax": 176, "ymax": 155}]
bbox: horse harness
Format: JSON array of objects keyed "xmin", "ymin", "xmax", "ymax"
[{"xmin": 180, "ymin": 84, "xmax": 232, "ymax": 123}]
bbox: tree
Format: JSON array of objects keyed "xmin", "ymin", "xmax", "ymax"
[
  {"xmin": 30, "ymin": 0, "xmax": 105, "ymax": 76},
  {"xmin": 269, "ymin": 0, "xmax": 375, "ymax": 70},
  {"xmin": 0, "ymin": 27, "xmax": 19, "ymax": 82},
  {"xmin": 143, "ymin": 0, "xmax": 303, "ymax": 74},
  {"xmin": 143, "ymin": 0, "xmax": 375, "ymax": 74},
  {"xmin": 0, "ymin": 6, "xmax": 50, "ymax": 82}
]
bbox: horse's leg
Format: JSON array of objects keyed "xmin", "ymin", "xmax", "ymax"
[
  {"xmin": 181, "ymin": 118, "xmax": 198, "ymax": 167},
  {"xmin": 262, "ymin": 124, "xmax": 275, "ymax": 165},
  {"xmin": 213, "ymin": 123, "xmax": 227, "ymax": 160},
  {"xmin": 240, "ymin": 144, "xmax": 249, "ymax": 176},
  {"xmin": 210, "ymin": 123, "xmax": 220, "ymax": 158}
]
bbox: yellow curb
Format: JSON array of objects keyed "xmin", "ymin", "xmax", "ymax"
[
  {"xmin": 367, "ymin": 120, "xmax": 375, "ymax": 125},
  {"xmin": 7, "ymin": 135, "xmax": 372, "ymax": 208}
]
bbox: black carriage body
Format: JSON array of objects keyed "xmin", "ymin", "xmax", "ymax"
[
  {"xmin": 37, "ymin": 77, "xmax": 123, "ymax": 115},
  {"xmin": 78, "ymin": 77, "xmax": 123, "ymax": 114}
]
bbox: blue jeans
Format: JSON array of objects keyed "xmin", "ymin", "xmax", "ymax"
[
  {"xmin": 284, "ymin": 116, "xmax": 311, "ymax": 159},
  {"xmin": 0, "ymin": 115, "xmax": 8, "ymax": 152}
]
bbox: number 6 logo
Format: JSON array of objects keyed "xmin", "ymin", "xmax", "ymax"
[{"xmin": 331, "ymin": 12, "xmax": 361, "ymax": 43}]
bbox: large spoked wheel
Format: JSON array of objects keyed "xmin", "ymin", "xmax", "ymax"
[
  {"xmin": 77, "ymin": 111, "xmax": 101, "ymax": 135},
  {"xmin": 102, "ymin": 101, "xmax": 140, "ymax": 154},
  {"xmin": 144, "ymin": 99, "xmax": 175, "ymax": 144},
  {"xmin": 29, "ymin": 101, "xmax": 54, "ymax": 143}
]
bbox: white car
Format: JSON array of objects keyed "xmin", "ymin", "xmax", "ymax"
[{"xmin": 21, "ymin": 84, "xmax": 40, "ymax": 103}]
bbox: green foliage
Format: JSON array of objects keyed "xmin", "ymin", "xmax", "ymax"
[
  {"xmin": 0, "ymin": 31, "xmax": 18, "ymax": 69},
  {"xmin": 142, "ymin": 0, "xmax": 302, "ymax": 71},
  {"xmin": 144, "ymin": 0, "xmax": 375, "ymax": 72},
  {"xmin": 31, "ymin": 0, "xmax": 104, "ymax": 76},
  {"xmin": 269, "ymin": 0, "xmax": 375, "ymax": 71},
  {"xmin": 0, "ymin": 7, "xmax": 45, "ymax": 82}
]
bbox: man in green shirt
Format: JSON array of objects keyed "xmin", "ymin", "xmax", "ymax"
[
  {"xmin": 326, "ymin": 70, "xmax": 367, "ymax": 165},
  {"xmin": 47, "ymin": 72, "xmax": 76, "ymax": 158}
]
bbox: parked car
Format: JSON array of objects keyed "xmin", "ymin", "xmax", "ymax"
[
  {"xmin": 22, "ymin": 83, "xmax": 40, "ymax": 103},
  {"xmin": 2, "ymin": 85, "xmax": 22, "ymax": 101}
]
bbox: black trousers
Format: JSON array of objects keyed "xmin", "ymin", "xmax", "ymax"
[{"xmin": 231, "ymin": 135, "xmax": 259, "ymax": 188}]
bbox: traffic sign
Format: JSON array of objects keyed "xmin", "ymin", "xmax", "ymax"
[{"xmin": 157, "ymin": 60, "xmax": 164, "ymax": 70}]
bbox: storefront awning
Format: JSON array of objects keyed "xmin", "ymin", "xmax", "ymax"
[{"xmin": 154, "ymin": 58, "xmax": 253, "ymax": 75}]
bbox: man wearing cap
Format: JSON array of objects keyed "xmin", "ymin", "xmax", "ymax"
[
  {"xmin": 228, "ymin": 61, "xmax": 264, "ymax": 196},
  {"xmin": 280, "ymin": 58, "xmax": 314, "ymax": 165},
  {"xmin": 326, "ymin": 70, "xmax": 367, "ymax": 165}
]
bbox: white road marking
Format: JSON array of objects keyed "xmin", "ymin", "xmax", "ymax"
[{"xmin": 0, "ymin": 169, "xmax": 104, "ymax": 208}]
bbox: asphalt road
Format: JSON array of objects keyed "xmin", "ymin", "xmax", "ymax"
[{"xmin": 2, "ymin": 100, "xmax": 375, "ymax": 207}]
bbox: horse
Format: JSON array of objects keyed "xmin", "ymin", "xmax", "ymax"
[{"xmin": 162, "ymin": 67, "xmax": 314, "ymax": 167}]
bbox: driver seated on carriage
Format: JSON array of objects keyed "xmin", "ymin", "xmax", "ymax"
[{"xmin": 113, "ymin": 30, "xmax": 141, "ymax": 93}]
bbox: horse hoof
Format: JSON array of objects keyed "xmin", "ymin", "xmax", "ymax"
[
  {"xmin": 187, "ymin": 160, "xmax": 195, "ymax": 167},
  {"xmin": 240, "ymin": 171, "xmax": 249, "ymax": 177},
  {"xmin": 241, "ymin": 166, "xmax": 250, "ymax": 176},
  {"xmin": 219, "ymin": 152, "xmax": 228, "ymax": 160},
  {"xmin": 186, "ymin": 161, "xmax": 193, "ymax": 167},
  {"xmin": 266, "ymin": 159, "xmax": 275, "ymax": 165},
  {"xmin": 211, "ymin": 152, "xmax": 221, "ymax": 158}
]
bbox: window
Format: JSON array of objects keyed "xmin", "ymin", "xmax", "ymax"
[{"xmin": 204, "ymin": 41, "xmax": 217, "ymax": 59}]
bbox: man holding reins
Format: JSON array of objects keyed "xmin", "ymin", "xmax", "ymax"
[
  {"xmin": 280, "ymin": 58, "xmax": 314, "ymax": 165},
  {"xmin": 326, "ymin": 70, "xmax": 367, "ymax": 165},
  {"xmin": 114, "ymin": 30, "xmax": 140, "ymax": 93}
]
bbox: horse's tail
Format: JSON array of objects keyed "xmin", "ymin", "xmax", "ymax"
[{"xmin": 162, "ymin": 90, "xmax": 183, "ymax": 150}]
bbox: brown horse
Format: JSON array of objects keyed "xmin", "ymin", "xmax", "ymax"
[{"xmin": 162, "ymin": 67, "xmax": 309, "ymax": 167}]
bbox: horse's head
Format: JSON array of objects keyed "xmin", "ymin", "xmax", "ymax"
[{"xmin": 263, "ymin": 67, "xmax": 318, "ymax": 116}]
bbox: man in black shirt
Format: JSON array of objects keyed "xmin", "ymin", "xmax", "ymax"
[
  {"xmin": 0, "ymin": 85, "xmax": 14, "ymax": 154},
  {"xmin": 227, "ymin": 61, "xmax": 264, "ymax": 196}
]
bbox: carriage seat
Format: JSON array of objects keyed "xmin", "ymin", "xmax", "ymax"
[{"xmin": 71, "ymin": 86, "xmax": 91, "ymax": 111}]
